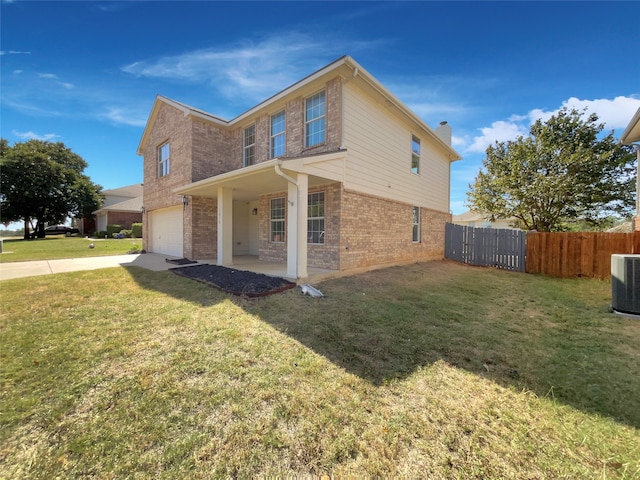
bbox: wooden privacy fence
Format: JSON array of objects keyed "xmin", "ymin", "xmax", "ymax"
[
  {"xmin": 445, "ymin": 223, "xmax": 526, "ymax": 272},
  {"xmin": 445, "ymin": 224, "xmax": 640, "ymax": 279},
  {"xmin": 526, "ymin": 231, "xmax": 640, "ymax": 279}
]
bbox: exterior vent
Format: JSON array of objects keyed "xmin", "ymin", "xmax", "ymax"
[{"xmin": 611, "ymin": 254, "xmax": 640, "ymax": 316}]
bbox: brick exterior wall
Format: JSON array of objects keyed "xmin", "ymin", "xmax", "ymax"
[
  {"xmin": 308, "ymin": 183, "xmax": 340, "ymax": 269},
  {"xmin": 105, "ymin": 212, "xmax": 142, "ymax": 230},
  {"xmin": 231, "ymin": 76, "xmax": 343, "ymax": 165},
  {"xmin": 142, "ymin": 103, "xmax": 193, "ymax": 212},
  {"xmin": 258, "ymin": 193, "xmax": 287, "ymax": 263},
  {"xmin": 256, "ymin": 184, "xmax": 341, "ymax": 268},
  {"xmin": 339, "ymin": 189, "xmax": 450, "ymax": 270},
  {"xmin": 189, "ymin": 196, "xmax": 217, "ymax": 259},
  {"xmin": 191, "ymin": 120, "xmax": 235, "ymax": 180},
  {"xmin": 250, "ymin": 182, "xmax": 447, "ymax": 271}
]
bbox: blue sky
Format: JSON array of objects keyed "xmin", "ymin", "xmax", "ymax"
[{"xmin": 2, "ymin": 0, "xmax": 639, "ymax": 226}]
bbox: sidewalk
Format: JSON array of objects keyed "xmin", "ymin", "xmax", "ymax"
[{"xmin": 0, "ymin": 253, "xmax": 187, "ymax": 281}]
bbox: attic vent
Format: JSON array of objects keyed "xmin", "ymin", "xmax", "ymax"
[{"xmin": 611, "ymin": 254, "xmax": 640, "ymax": 316}]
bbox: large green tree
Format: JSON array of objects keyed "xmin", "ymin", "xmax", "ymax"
[
  {"xmin": 0, "ymin": 139, "xmax": 103, "ymax": 239},
  {"xmin": 467, "ymin": 108, "xmax": 637, "ymax": 232}
]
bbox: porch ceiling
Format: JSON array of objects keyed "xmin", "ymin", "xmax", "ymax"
[{"xmin": 175, "ymin": 154, "xmax": 344, "ymax": 201}]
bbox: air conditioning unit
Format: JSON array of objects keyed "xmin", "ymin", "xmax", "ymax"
[{"xmin": 611, "ymin": 254, "xmax": 640, "ymax": 316}]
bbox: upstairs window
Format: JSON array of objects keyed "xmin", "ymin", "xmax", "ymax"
[
  {"xmin": 412, "ymin": 206, "xmax": 421, "ymax": 242},
  {"xmin": 411, "ymin": 135, "xmax": 421, "ymax": 174},
  {"xmin": 158, "ymin": 142, "xmax": 170, "ymax": 177},
  {"xmin": 243, "ymin": 125, "xmax": 255, "ymax": 167},
  {"xmin": 271, "ymin": 111, "xmax": 286, "ymax": 158},
  {"xmin": 305, "ymin": 91, "xmax": 325, "ymax": 147},
  {"xmin": 307, "ymin": 192, "xmax": 325, "ymax": 244},
  {"xmin": 270, "ymin": 197, "xmax": 285, "ymax": 243}
]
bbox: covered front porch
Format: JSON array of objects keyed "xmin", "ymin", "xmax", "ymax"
[{"xmin": 175, "ymin": 153, "xmax": 345, "ymax": 281}]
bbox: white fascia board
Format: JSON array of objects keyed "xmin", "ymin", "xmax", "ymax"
[
  {"xmin": 174, "ymin": 159, "xmax": 279, "ymax": 196},
  {"xmin": 620, "ymin": 107, "xmax": 640, "ymax": 145}
]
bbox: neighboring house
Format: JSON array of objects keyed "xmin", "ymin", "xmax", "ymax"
[
  {"xmin": 619, "ymin": 107, "xmax": 640, "ymax": 231},
  {"xmin": 452, "ymin": 211, "xmax": 520, "ymax": 229},
  {"xmin": 137, "ymin": 56, "xmax": 461, "ymax": 279},
  {"xmin": 93, "ymin": 184, "xmax": 143, "ymax": 233}
]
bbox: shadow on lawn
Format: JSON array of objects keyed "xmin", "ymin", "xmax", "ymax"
[
  {"xmin": 249, "ymin": 262, "xmax": 640, "ymax": 430},
  {"xmin": 127, "ymin": 261, "xmax": 640, "ymax": 430}
]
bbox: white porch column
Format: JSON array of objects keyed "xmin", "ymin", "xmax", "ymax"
[
  {"xmin": 217, "ymin": 186, "xmax": 233, "ymax": 266},
  {"xmin": 286, "ymin": 173, "xmax": 308, "ymax": 279}
]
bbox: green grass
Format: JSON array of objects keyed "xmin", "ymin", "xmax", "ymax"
[
  {"xmin": 0, "ymin": 236, "xmax": 141, "ymax": 263},
  {"xmin": 1, "ymin": 261, "xmax": 639, "ymax": 478}
]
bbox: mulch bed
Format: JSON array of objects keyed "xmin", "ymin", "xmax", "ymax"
[
  {"xmin": 172, "ymin": 264, "xmax": 296, "ymax": 297},
  {"xmin": 166, "ymin": 258, "xmax": 198, "ymax": 265}
]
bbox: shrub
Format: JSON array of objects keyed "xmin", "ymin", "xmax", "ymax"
[
  {"xmin": 131, "ymin": 223, "xmax": 142, "ymax": 238},
  {"xmin": 96, "ymin": 230, "xmax": 108, "ymax": 238},
  {"xmin": 106, "ymin": 225, "xmax": 122, "ymax": 237},
  {"xmin": 113, "ymin": 230, "xmax": 132, "ymax": 239}
]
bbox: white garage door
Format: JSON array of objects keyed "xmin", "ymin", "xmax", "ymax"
[{"xmin": 149, "ymin": 206, "xmax": 183, "ymax": 257}]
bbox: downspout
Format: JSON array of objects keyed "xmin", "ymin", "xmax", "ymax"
[
  {"xmin": 275, "ymin": 160, "xmax": 301, "ymax": 278},
  {"xmin": 274, "ymin": 160, "xmax": 299, "ymax": 187}
]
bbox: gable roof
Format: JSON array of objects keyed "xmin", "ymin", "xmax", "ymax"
[
  {"xmin": 137, "ymin": 56, "xmax": 461, "ymax": 161},
  {"xmin": 103, "ymin": 183, "xmax": 143, "ymax": 198},
  {"xmin": 94, "ymin": 195, "xmax": 143, "ymax": 215}
]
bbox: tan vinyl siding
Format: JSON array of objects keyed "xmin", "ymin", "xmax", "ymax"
[
  {"xmin": 342, "ymin": 81, "xmax": 451, "ymax": 213},
  {"xmin": 297, "ymin": 158, "xmax": 345, "ymax": 183}
]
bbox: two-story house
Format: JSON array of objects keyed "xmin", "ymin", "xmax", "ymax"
[{"xmin": 137, "ymin": 56, "xmax": 461, "ymax": 279}]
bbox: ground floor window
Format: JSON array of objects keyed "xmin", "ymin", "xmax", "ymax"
[
  {"xmin": 412, "ymin": 206, "xmax": 420, "ymax": 242},
  {"xmin": 270, "ymin": 197, "xmax": 285, "ymax": 242},
  {"xmin": 308, "ymin": 191, "xmax": 325, "ymax": 244}
]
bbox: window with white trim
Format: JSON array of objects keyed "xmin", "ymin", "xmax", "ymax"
[
  {"xmin": 411, "ymin": 135, "xmax": 420, "ymax": 174},
  {"xmin": 270, "ymin": 111, "xmax": 286, "ymax": 158},
  {"xmin": 305, "ymin": 91, "xmax": 325, "ymax": 147},
  {"xmin": 243, "ymin": 125, "xmax": 255, "ymax": 167},
  {"xmin": 158, "ymin": 142, "xmax": 170, "ymax": 177},
  {"xmin": 270, "ymin": 197, "xmax": 285, "ymax": 243},
  {"xmin": 307, "ymin": 192, "xmax": 325, "ymax": 244},
  {"xmin": 412, "ymin": 206, "xmax": 420, "ymax": 242}
]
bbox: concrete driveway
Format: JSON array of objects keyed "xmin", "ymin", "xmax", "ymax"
[{"xmin": 0, "ymin": 253, "xmax": 189, "ymax": 281}]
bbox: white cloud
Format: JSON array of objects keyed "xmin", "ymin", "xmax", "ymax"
[
  {"xmin": 38, "ymin": 73, "xmax": 59, "ymax": 79},
  {"xmin": 97, "ymin": 106, "xmax": 148, "ymax": 127},
  {"xmin": 466, "ymin": 120, "xmax": 529, "ymax": 153},
  {"xmin": 451, "ymin": 135, "xmax": 466, "ymax": 148},
  {"xmin": 122, "ymin": 34, "xmax": 328, "ymax": 100},
  {"xmin": 12, "ymin": 130, "xmax": 59, "ymax": 141},
  {"xmin": 529, "ymin": 96, "xmax": 640, "ymax": 130},
  {"xmin": 0, "ymin": 50, "xmax": 31, "ymax": 55},
  {"xmin": 121, "ymin": 32, "xmax": 382, "ymax": 103},
  {"xmin": 465, "ymin": 95, "xmax": 640, "ymax": 154}
]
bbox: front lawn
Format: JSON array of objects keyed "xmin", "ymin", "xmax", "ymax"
[
  {"xmin": 0, "ymin": 236, "xmax": 141, "ymax": 263},
  {"xmin": 1, "ymin": 261, "xmax": 638, "ymax": 478}
]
